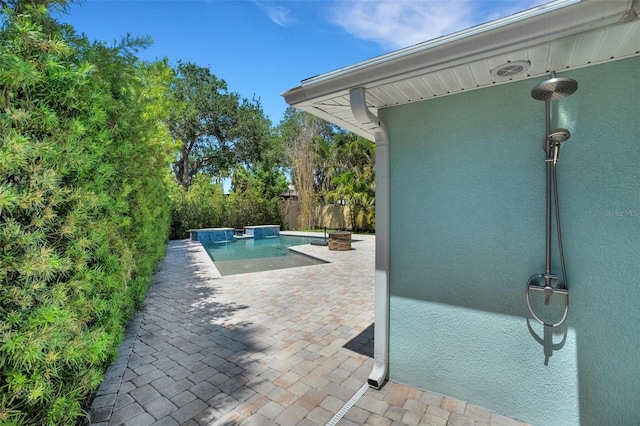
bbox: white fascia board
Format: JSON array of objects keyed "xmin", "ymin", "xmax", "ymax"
[
  {"xmin": 282, "ymin": 0, "xmax": 634, "ymax": 108},
  {"xmin": 279, "ymin": 87, "xmax": 375, "ymax": 138},
  {"xmin": 303, "ymin": 104, "xmax": 377, "ymax": 141}
]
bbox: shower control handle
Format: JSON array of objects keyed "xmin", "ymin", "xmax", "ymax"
[
  {"xmin": 544, "ymin": 286, "xmax": 554, "ymax": 305},
  {"xmin": 526, "ymin": 274, "xmax": 569, "ymax": 327}
]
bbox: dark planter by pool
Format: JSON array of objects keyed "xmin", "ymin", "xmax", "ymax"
[{"xmin": 328, "ymin": 231, "xmax": 351, "ymax": 251}]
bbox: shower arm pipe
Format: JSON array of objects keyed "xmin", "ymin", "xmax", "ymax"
[{"xmin": 350, "ymin": 87, "xmax": 390, "ymax": 390}]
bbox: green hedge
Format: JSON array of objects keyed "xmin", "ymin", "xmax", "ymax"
[
  {"xmin": 168, "ymin": 175, "xmax": 228, "ymax": 239},
  {"xmin": 0, "ymin": 5, "xmax": 174, "ymax": 424},
  {"xmin": 168, "ymin": 169, "xmax": 287, "ymax": 240}
]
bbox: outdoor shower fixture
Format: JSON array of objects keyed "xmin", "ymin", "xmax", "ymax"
[{"xmin": 526, "ymin": 71, "xmax": 577, "ymax": 328}]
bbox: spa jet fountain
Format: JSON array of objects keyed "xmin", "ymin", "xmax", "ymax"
[{"xmin": 526, "ymin": 71, "xmax": 577, "ymax": 328}]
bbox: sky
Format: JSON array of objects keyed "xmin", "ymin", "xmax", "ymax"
[{"xmin": 59, "ymin": 0, "xmax": 550, "ymax": 125}]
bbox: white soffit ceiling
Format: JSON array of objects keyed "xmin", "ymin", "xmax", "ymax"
[{"xmin": 282, "ymin": 0, "xmax": 640, "ymax": 140}]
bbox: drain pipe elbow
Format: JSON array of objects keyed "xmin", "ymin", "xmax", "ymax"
[
  {"xmin": 350, "ymin": 88, "xmax": 389, "ymax": 143},
  {"xmin": 350, "ymin": 88, "xmax": 390, "ymax": 390}
]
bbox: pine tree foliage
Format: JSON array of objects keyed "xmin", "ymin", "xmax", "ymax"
[{"xmin": 0, "ymin": 3, "xmax": 174, "ymax": 423}]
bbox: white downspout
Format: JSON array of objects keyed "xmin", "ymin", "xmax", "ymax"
[{"xmin": 350, "ymin": 88, "xmax": 390, "ymax": 390}]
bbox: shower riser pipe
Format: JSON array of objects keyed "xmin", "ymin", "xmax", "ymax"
[{"xmin": 545, "ymin": 99, "xmax": 553, "ymax": 288}]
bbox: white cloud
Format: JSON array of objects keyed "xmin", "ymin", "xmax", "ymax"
[
  {"xmin": 254, "ymin": 1, "xmax": 295, "ymax": 27},
  {"xmin": 330, "ymin": 0, "xmax": 549, "ymax": 50}
]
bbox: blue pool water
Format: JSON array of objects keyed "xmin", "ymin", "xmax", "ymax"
[{"xmin": 202, "ymin": 235, "xmax": 326, "ymax": 275}]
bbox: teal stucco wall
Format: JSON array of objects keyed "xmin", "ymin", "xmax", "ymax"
[{"xmin": 382, "ymin": 56, "xmax": 639, "ymax": 425}]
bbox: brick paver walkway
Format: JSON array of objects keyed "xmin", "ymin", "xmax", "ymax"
[{"xmin": 88, "ymin": 233, "xmax": 529, "ymax": 426}]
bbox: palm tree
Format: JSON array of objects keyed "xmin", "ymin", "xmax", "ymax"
[{"xmin": 325, "ymin": 133, "xmax": 375, "ymax": 232}]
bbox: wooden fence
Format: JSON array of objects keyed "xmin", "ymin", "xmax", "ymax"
[{"xmin": 281, "ymin": 200, "xmax": 371, "ymax": 231}]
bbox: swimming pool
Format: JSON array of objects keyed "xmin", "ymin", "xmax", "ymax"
[{"xmin": 202, "ymin": 235, "xmax": 327, "ymax": 276}]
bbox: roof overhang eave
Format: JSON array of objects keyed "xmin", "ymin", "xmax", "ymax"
[{"xmin": 282, "ymin": 0, "xmax": 637, "ymax": 133}]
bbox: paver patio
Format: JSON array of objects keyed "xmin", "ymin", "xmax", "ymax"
[{"xmin": 88, "ymin": 233, "xmax": 529, "ymax": 426}]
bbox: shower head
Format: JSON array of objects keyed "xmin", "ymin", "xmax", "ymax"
[
  {"xmin": 548, "ymin": 128, "xmax": 571, "ymax": 162},
  {"xmin": 531, "ymin": 72, "xmax": 578, "ymax": 101},
  {"xmin": 549, "ymin": 128, "xmax": 571, "ymax": 144}
]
